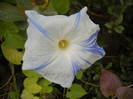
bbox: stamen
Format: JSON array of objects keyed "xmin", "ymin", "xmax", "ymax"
[{"xmin": 58, "ymin": 40, "xmax": 68, "ymax": 49}]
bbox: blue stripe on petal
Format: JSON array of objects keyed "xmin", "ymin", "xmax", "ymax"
[
  {"xmin": 82, "ymin": 47, "xmax": 105, "ymax": 56},
  {"xmin": 82, "ymin": 38, "xmax": 98, "ymax": 48},
  {"xmin": 87, "ymin": 38, "xmax": 97, "ymax": 47},
  {"xmin": 80, "ymin": 29, "xmax": 105, "ymax": 57},
  {"xmin": 79, "ymin": 56, "xmax": 92, "ymax": 66},
  {"xmin": 71, "ymin": 60, "xmax": 82, "ymax": 77},
  {"xmin": 28, "ymin": 17, "xmax": 50, "ymax": 38},
  {"xmin": 74, "ymin": 11, "xmax": 81, "ymax": 29},
  {"xmin": 82, "ymin": 30, "xmax": 99, "ymax": 44},
  {"xmin": 33, "ymin": 58, "xmax": 54, "ymax": 70}
]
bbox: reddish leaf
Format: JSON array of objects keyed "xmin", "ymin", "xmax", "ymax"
[
  {"xmin": 116, "ymin": 86, "xmax": 133, "ymax": 99},
  {"xmin": 100, "ymin": 69, "xmax": 122, "ymax": 97}
]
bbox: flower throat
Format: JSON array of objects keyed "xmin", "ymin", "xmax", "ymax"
[{"xmin": 58, "ymin": 40, "xmax": 68, "ymax": 49}]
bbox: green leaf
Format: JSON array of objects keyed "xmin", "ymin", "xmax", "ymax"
[
  {"xmin": 66, "ymin": 84, "xmax": 87, "ymax": 99},
  {"xmin": 0, "ymin": 3, "xmax": 26, "ymax": 22},
  {"xmin": 76, "ymin": 71, "xmax": 83, "ymax": 79},
  {"xmin": 48, "ymin": 1, "xmax": 54, "ymax": 9},
  {"xmin": 15, "ymin": 21, "xmax": 28, "ymax": 30},
  {"xmin": 92, "ymin": 0, "xmax": 101, "ymax": 9},
  {"xmin": 0, "ymin": 22, "xmax": 18, "ymax": 40},
  {"xmin": 0, "ymin": 21, "xmax": 25, "ymax": 49},
  {"xmin": 23, "ymin": 70, "xmax": 42, "ymax": 78},
  {"xmin": 24, "ymin": 77, "xmax": 41, "ymax": 94},
  {"xmin": 105, "ymin": 22, "xmax": 113, "ymax": 29},
  {"xmin": 114, "ymin": 25, "xmax": 124, "ymax": 33},
  {"xmin": 9, "ymin": 91, "xmax": 19, "ymax": 99},
  {"xmin": 41, "ymin": 9, "xmax": 58, "ymax": 16},
  {"xmin": 3, "ymin": 32, "xmax": 25, "ymax": 49},
  {"xmin": 106, "ymin": 62, "xmax": 112, "ymax": 69},
  {"xmin": 1, "ymin": 43, "xmax": 24, "ymax": 65},
  {"xmin": 36, "ymin": 0, "xmax": 45, "ymax": 5},
  {"xmin": 3, "ymin": 0, "xmax": 16, "ymax": 4},
  {"xmin": 115, "ymin": 14, "xmax": 123, "ymax": 25},
  {"xmin": 119, "ymin": 0, "xmax": 124, "ymax": 5},
  {"xmin": 93, "ymin": 74, "xmax": 100, "ymax": 81},
  {"xmin": 16, "ymin": 0, "xmax": 33, "ymax": 10},
  {"xmin": 21, "ymin": 89, "xmax": 39, "ymax": 99},
  {"xmin": 49, "ymin": 0, "xmax": 69, "ymax": 14},
  {"xmin": 108, "ymin": 6, "xmax": 115, "ymax": 14},
  {"xmin": 103, "ymin": 0, "xmax": 109, "ymax": 6},
  {"xmin": 19, "ymin": 30, "xmax": 27, "ymax": 40},
  {"xmin": 38, "ymin": 79, "xmax": 52, "ymax": 86},
  {"xmin": 38, "ymin": 79, "xmax": 53, "ymax": 93}
]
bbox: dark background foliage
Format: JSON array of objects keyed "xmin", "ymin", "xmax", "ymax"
[{"xmin": 0, "ymin": 0, "xmax": 133, "ymax": 99}]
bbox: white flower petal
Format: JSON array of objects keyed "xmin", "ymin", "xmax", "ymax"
[
  {"xmin": 23, "ymin": 7, "xmax": 105, "ymax": 88},
  {"xmin": 65, "ymin": 42, "xmax": 104, "ymax": 70},
  {"xmin": 66, "ymin": 7, "xmax": 99, "ymax": 43},
  {"xmin": 65, "ymin": 7, "xmax": 105, "ymax": 69},
  {"xmin": 22, "ymin": 22, "xmax": 57, "ymax": 70},
  {"xmin": 35, "ymin": 53, "xmax": 74, "ymax": 88},
  {"xmin": 25, "ymin": 10, "xmax": 78, "ymax": 41}
]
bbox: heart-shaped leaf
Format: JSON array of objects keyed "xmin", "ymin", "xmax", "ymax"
[
  {"xmin": 21, "ymin": 89, "xmax": 39, "ymax": 99},
  {"xmin": 100, "ymin": 69, "xmax": 122, "ymax": 97},
  {"xmin": 38, "ymin": 79, "xmax": 53, "ymax": 93},
  {"xmin": 16, "ymin": 0, "xmax": 33, "ymax": 10},
  {"xmin": 48, "ymin": 0, "xmax": 69, "ymax": 14},
  {"xmin": 66, "ymin": 84, "xmax": 87, "ymax": 99},
  {"xmin": 76, "ymin": 71, "xmax": 83, "ymax": 80},
  {"xmin": 0, "ymin": 3, "xmax": 26, "ymax": 22},
  {"xmin": 0, "ymin": 22, "xmax": 18, "ymax": 40},
  {"xmin": 116, "ymin": 86, "xmax": 133, "ymax": 99},
  {"xmin": 24, "ymin": 77, "xmax": 41, "ymax": 94},
  {"xmin": 23, "ymin": 70, "xmax": 42, "ymax": 78},
  {"xmin": 1, "ymin": 43, "xmax": 24, "ymax": 65}
]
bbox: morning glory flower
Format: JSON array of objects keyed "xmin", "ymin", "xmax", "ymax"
[{"xmin": 22, "ymin": 7, "xmax": 105, "ymax": 88}]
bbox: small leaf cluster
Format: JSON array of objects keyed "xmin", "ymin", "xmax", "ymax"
[
  {"xmin": 100, "ymin": 70, "xmax": 133, "ymax": 99},
  {"xmin": 105, "ymin": 14, "xmax": 124, "ymax": 33},
  {"xmin": 21, "ymin": 70, "xmax": 53, "ymax": 99}
]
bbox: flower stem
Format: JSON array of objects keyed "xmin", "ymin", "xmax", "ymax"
[
  {"xmin": 76, "ymin": 2, "xmax": 107, "ymax": 19},
  {"xmin": 128, "ymin": 84, "xmax": 133, "ymax": 88},
  {"xmin": 63, "ymin": 88, "xmax": 66, "ymax": 97},
  {"xmin": 10, "ymin": 63, "xmax": 18, "ymax": 92},
  {"xmin": 0, "ymin": 64, "xmax": 14, "ymax": 90},
  {"xmin": 111, "ymin": 95, "xmax": 116, "ymax": 99},
  {"xmin": 80, "ymin": 79, "xmax": 99, "ymax": 87},
  {"xmin": 104, "ymin": 56, "xmax": 119, "ymax": 58}
]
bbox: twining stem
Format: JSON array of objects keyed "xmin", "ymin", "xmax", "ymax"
[
  {"xmin": 0, "ymin": 74, "xmax": 13, "ymax": 89},
  {"xmin": 65, "ymin": 89, "xmax": 69, "ymax": 99},
  {"xmin": 104, "ymin": 56, "xmax": 119, "ymax": 58},
  {"xmin": 128, "ymin": 84, "xmax": 133, "ymax": 88},
  {"xmin": 76, "ymin": 2, "xmax": 107, "ymax": 19},
  {"xmin": 63, "ymin": 88, "xmax": 69, "ymax": 99},
  {"xmin": 80, "ymin": 79, "xmax": 99, "ymax": 87},
  {"xmin": 111, "ymin": 95, "xmax": 116, "ymax": 99},
  {"xmin": 10, "ymin": 63, "xmax": 18, "ymax": 92},
  {"xmin": 63, "ymin": 88, "xmax": 66, "ymax": 97},
  {"xmin": 0, "ymin": 93, "xmax": 8, "ymax": 97},
  {"xmin": 0, "ymin": 64, "xmax": 14, "ymax": 90}
]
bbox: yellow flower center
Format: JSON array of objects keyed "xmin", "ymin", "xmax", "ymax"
[{"xmin": 58, "ymin": 40, "xmax": 68, "ymax": 49}]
